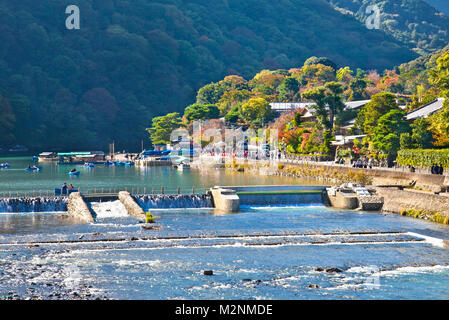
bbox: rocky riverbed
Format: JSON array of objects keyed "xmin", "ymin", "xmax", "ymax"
[{"xmin": 0, "ymin": 247, "xmax": 108, "ymax": 300}]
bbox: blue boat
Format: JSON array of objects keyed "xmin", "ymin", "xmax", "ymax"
[
  {"xmin": 104, "ymin": 161, "xmax": 113, "ymax": 166},
  {"xmin": 114, "ymin": 161, "xmax": 124, "ymax": 166},
  {"xmin": 0, "ymin": 163, "xmax": 10, "ymax": 169},
  {"xmin": 83, "ymin": 162, "xmax": 95, "ymax": 168},
  {"xmin": 68, "ymin": 170, "xmax": 80, "ymax": 176},
  {"xmin": 25, "ymin": 166, "xmax": 41, "ymax": 172},
  {"xmin": 124, "ymin": 162, "xmax": 135, "ymax": 167},
  {"xmin": 32, "ymin": 156, "xmax": 38, "ymax": 162}
]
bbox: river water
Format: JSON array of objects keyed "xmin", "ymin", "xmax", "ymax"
[{"xmin": 0, "ymin": 157, "xmax": 448, "ymax": 300}]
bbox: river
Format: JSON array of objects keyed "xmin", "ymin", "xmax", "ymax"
[{"xmin": 0, "ymin": 157, "xmax": 448, "ymax": 300}]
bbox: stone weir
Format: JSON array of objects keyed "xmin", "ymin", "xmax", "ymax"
[
  {"xmin": 212, "ymin": 185, "xmax": 329, "ymax": 212},
  {"xmin": 134, "ymin": 193, "xmax": 213, "ymax": 211},
  {"xmin": 0, "ymin": 196, "xmax": 68, "ymax": 213}
]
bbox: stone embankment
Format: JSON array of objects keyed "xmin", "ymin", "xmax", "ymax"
[
  {"xmin": 67, "ymin": 192, "xmax": 95, "ymax": 223},
  {"xmin": 375, "ymin": 187, "xmax": 449, "ymax": 224},
  {"xmin": 118, "ymin": 191, "xmax": 145, "ymax": 219}
]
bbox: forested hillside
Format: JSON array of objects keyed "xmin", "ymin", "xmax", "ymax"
[
  {"xmin": 328, "ymin": 0, "xmax": 449, "ymax": 54},
  {"xmin": 0, "ymin": 0, "xmax": 440, "ymax": 150},
  {"xmin": 423, "ymin": 0, "xmax": 449, "ymax": 15}
]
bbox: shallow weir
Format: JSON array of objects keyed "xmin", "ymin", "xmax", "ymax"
[
  {"xmin": 0, "ymin": 197, "xmax": 68, "ymax": 213},
  {"xmin": 135, "ymin": 194, "xmax": 213, "ymax": 210}
]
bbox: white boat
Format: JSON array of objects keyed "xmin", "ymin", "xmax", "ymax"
[{"xmin": 177, "ymin": 163, "xmax": 190, "ymax": 171}]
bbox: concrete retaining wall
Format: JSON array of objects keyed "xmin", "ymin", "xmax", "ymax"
[
  {"xmin": 375, "ymin": 187, "xmax": 449, "ymax": 216},
  {"xmin": 67, "ymin": 192, "xmax": 95, "ymax": 223},
  {"xmin": 326, "ymin": 192, "xmax": 359, "ymax": 210},
  {"xmin": 210, "ymin": 188, "xmax": 240, "ymax": 212},
  {"xmin": 118, "ymin": 191, "xmax": 145, "ymax": 219}
]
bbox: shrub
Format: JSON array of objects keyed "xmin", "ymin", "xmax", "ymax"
[
  {"xmin": 397, "ymin": 149, "xmax": 449, "ymax": 167},
  {"xmin": 145, "ymin": 211, "xmax": 155, "ymax": 223}
]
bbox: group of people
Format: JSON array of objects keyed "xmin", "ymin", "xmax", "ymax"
[
  {"xmin": 352, "ymin": 159, "xmax": 373, "ymax": 169},
  {"xmin": 61, "ymin": 182, "xmax": 75, "ymax": 192},
  {"xmin": 431, "ymin": 164, "xmax": 444, "ymax": 175}
]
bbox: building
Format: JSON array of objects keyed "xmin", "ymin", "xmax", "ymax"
[
  {"xmin": 270, "ymin": 100, "xmax": 371, "ymax": 117},
  {"xmin": 57, "ymin": 151, "xmax": 105, "ymax": 164},
  {"xmin": 406, "ymin": 98, "xmax": 445, "ymax": 122},
  {"xmin": 269, "ymin": 102, "xmax": 316, "ymax": 116},
  {"xmin": 38, "ymin": 152, "xmax": 57, "ymax": 162}
]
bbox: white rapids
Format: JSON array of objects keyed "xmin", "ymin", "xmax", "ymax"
[{"xmin": 90, "ymin": 201, "xmax": 129, "ymax": 219}]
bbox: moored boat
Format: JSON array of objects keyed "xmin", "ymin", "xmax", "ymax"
[
  {"xmin": 25, "ymin": 166, "xmax": 41, "ymax": 172},
  {"xmin": 177, "ymin": 163, "xmax": 190, "ymax": 171}
]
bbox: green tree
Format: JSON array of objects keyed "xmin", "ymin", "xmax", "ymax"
[
  {"xmin": 0, "ymin": 95, "xmax": 16, "ymax": 147},
  {"xmin": 225, "ymin": 104, "xmax": 241, "ymax": 124},
  {"xmin": 146, "ymin": 112, "xmax": 183, "ymax": 145},
  {"xmin": 428, "ymin": 52, "xmax": 449, "ymax": 146},
  {"xmin": 336, "ymin": 66, "xmax": 353, "ymax": 83},
  {"xmin": 349, "ymin": 78, "xmax": 367, "ymax": 101},
  {"xmin": 196, "ymin": 83, "xmax": 225, "ymax": 105},
  {"xmin": 411, "ymin": 118, "xmax": 434, "ymax": 149},
  {"xmin": 184, "ymin": 104, "xmax": 220, "ymax": 122},
  {"xmin": 240, "ymin": 98, "xmax": 274, "ymax": 126},
  {"xmin": 356, "ymin": 92, "xmax": 398, "ymax": 135},
  {"xmin": 276, "ymin": 77, "xmax": 299, "ymax": 101},
  {"xmin": 372, "ymin": 109, "xmax": 411, "ymax": 156},
  {"xmin": 302, "ymin": 82, "xmax": 345, "ymax": 131},
  {"xmin": 304, "ymin": 56, "xmax": 337, "ymax": 70}
]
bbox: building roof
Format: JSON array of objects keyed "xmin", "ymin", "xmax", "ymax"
[
  {"xmin": 269, "ymin": 102, "xmax": 316, "ymax": 112},
  {"xmin": 406, "ymin": 98, "xmax": 445, "ymax": 121},
  {"xmin": 57, "ymin": 151, "xmax": 104, "ymax": 156},
  {"xmin": 332, "ymin": 135, "xmax": 366, "ymax": 146},
  {"xmin": 344, "ymin": 100, "xmax": 371, "ymax": 110},
  {"xmin": 271, "ymin": 100, "xmax": 370, "ymax": 117}
]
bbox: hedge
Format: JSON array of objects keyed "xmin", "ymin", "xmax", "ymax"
[{"xmin": 397, "ymin": 149, "xmax": 449, "ymax": 167}]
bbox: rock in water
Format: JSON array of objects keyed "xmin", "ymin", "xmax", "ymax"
[
  {"xmin": 203, "ymin": 270, "xmax": 213, "ymax": 276},
  {"xmin": 325, "ymin": 267, "xmax": 344, "ymax": 273},
  {"xmin": 141, "ymin": 223, "xmax": 156, "ymax": 230}
]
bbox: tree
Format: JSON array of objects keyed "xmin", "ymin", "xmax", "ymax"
[
  {"xmin": 372, "ymin": 109, "xmax": 411, "ymax": 156},
  {"xmin": 0, "ymin": 95, "xmax": 16, "ymax": 147},
  {"xmin": 146, "ymin": 112, "xmax": 183, "ymax": 145},
  {"xmin": 240, "ymin": 98, "xmax": 274, "ymax": 126},
  {"xmin": 336, "ymin": 66, "xmax": 353, "ymax": 83},
  {"xmin": 428, "ymin": 52, "xmax": 449, "ymax": 146},
  {"xmin": 356, "ymin": 92, "xmax": 398, "ymax": 135},
  {"xmin": 299, "ymin": 64, "xmax": 336, "ymax": 86},
  {"xmin": 302, "ymin": 82, "xmax": 345, "ymax": 131},
  {"xmin": 184, "ymin": 104, "xmax": 220, "ymax": 122},
  {"xmin": 349, "ymin": 78, "xmax": 367, "ymax": 101},
  {"xmin": 304, "ymin": 56, "xmax": 337, "ymax": 70},
  {"xmin": 196, "ymin": 83, "xmax": 225, "ymax": 105},
  {"xmin": 411, "ymin": 118, "xmax": 434, "ymax": 148},
  {"xmin": 225, "ymin": 105, "xmax": 241, "ymax": 124},
  {"xmin": 276, "ymin": 77, "xmax": 299, "ymax": 101}
]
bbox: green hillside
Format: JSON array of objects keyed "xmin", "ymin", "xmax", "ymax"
[
  {"xmin": 424, "ymin": 0, "xmax": 449, "ymax": 15},
  {"xmin": 0, "ymin": 0, "xmax": 433, "ymax": 150},
  {"xmin": 328, "ymin": 0, "xmax": 449, "ymax": 54}
]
